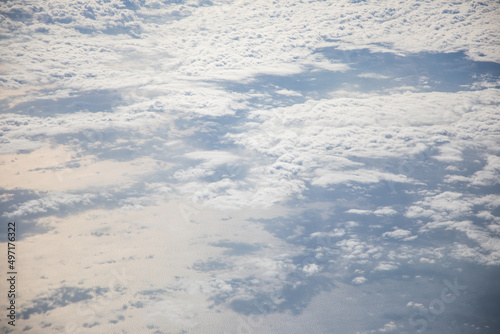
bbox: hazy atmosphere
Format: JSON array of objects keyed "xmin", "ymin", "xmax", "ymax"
[{"xmin": 1, "ymin": 1, "xmax": 499, "ymax": 333}]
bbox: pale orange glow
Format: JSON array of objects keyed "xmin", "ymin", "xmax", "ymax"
[{"xmin": 0, "ymin": 145, "xmax": 166, "ymax": 191}]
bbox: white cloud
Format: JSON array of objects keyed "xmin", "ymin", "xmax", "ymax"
[
  {"xmin": 0, "ymin": 110, "xmax": 163, "ymax": 153},
  {"xmin": 346, "ymin": 209, "xmax": 372, "ymax": 215},
  {"xmin": 406, "ymin": 191, "xmax": 473, "ymax": 222},
  {"xmin": 383, "ymin": 229, "xmax": 412, "ymax": 240},
  {"xmin": 378, "ymin": 321, "xmax": 397, "ymax": 332},
  {"xmin": 469, "ymin": 155, "xmax": 500, "ymax": 186},
  {"xmin": 407, "ymin": 301, "xmax": 425, "ymax": 309},
  {"xmin": 0, "ymin": 1, "xmax": 499, "ymax": 333},
  {"xmin": 3, "ymin": 192, "xmax": 96, "ymax": 218},
  {"xmin": 374, "ymin": 262, "xmax": 399, "ymax": 271},
  {"xmin": 374, "ymin": 207, "xmax": 398, "ymax": 216},
  {"xmin": 312, "ymin": 169, "xmax": 412, "ymax": 186},
  {"xmin": 275, "ymin": 88, "xmax": 302, "ymax": 97},
  {"xmin": 2, "ymin": 0, "xmax": 498, "ymax": 107},
  {"xmin": 336, "ymin": 238, "xmax": 382, "ymax": 261},
  {"xmin": 352, "ymin": 276, "xmax": 367, "ymax": 285},
  {"xmin": 310, "ymin": 229, "xmax": 346, "ymax": 239},
  {"xmin": 302, "ymin": 263, "xmax": 320, "ymax": 276},
  {"xmin": 357, "ymin": 73, "xmax": 390, "ymax": 79},
  {"xmin": 219, "ymin": 88, "xmax": 498, "ymax": 207},
  {"xmin": 419, "ymin": 257, "xmax": 435, "ymax": 264},
  {"xmin": 432, "ymin": 144, "xmax": 463, "ymax": 163},
  {"xmin": 423, "ymin": 220, "xmax": 500, "ymax": 265},
  {"xmin": 1, "ymin": 0, "xmax": 499, "ymax": 213},
  {"xmin": 174, "ymin": 151, "xmax": 242, "ymax": 181},
  {"xmin": 450, "ymin": 242, "xmax": 500, "ymax": 266}
]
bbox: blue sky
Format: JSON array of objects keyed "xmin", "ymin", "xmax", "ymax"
[{"xmin": 1, "ymin": 1, "xmax": 500, "ymax": 333}]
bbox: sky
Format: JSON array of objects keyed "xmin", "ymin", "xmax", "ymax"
[{"xmin": 0, "ymin": 0, "xmax": 499, "ymax": 333}]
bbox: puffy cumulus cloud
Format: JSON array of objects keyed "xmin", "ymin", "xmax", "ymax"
[
  {"xmin": 433, "ymin": 144, "xmax": 464, "ymax": 163},
  {"xmin": 468, "ymin": 155, "xmax": 500, "ymax": 186},
  {"xmin": 1, "ymin": 0, "xmax": 498, "ymax": 212},
  {"xmin": 0, "ymin": 109, "xmax": 163, "ymax": 154},
  {"xmin": 0, "ymin": 2, "xmax": 499, "ymax": 332},
  {"xmin": 2, "ymin": 192, "xmax": 96, "ymax": 218},
  {"xmin": 406, "ymin": 191, "xmax": 474, "ymax": 222},
  {"xmin": 0, "ymin": 0, "xmax": 346, "ymax": 105},
  {"xmin": 374, "ymin": 262, "xmax": 399, "ymax": 271},
  {"xmin": 351, "ymin": 276, "xmax": 367, "ymax": 285},
  {"xmin": 324, "ymin": 0, "xmax": 500, "ymax": 62},
  {"xmin": 356, "ymin": 321, "xmax": 399, "ymax": 334},
  {"xmin": 450, "ymin": 242, "xmax": 500, "ymax": 266},
  {"xmin": 312, "ymin": 168, "xmax": 413, "ymax": 187},
  {"xmin": 174, "ymin": 150, "xmax": 242, "ymax": 181},
  {"xmin": 373, "ymin": 206, "xmax": 398, "ymax": 216},
  {"xmin": 215, "ymin": 88, "xmax": 497, "ymax": 208},
  {"xmin": 302, "ymin": 263, "xmax": 320, "ymax": 276},
  {"xmin": 471, "ymin": 194, "xmax": 500, "ymax": 209},
  {"xmin": 1, "ymin": 0, "xmax": 499, "ymax": 106},
  {"xmin": 383, "ymin": 229, "xmax": 412, "ymax": 240},
  {"xmin": 407, "ymin": 190, "xmax": 500, "ymax": 266},
  {"xmin": 236, "ymin": 88, "xmax": 497, "ymax": 154},
  {"xmin": 275, "ymin": 88, "xmax": 303, "ymax": 97},
  {"xmin": 419, "ymin": 257, "xmax": 435, "ymax": 264},
  {"xmin": 0, "ymin": 136, "xmax": 42, "ymax": 155},
  {"xmin": 377, "ymin": 321, "xmax": 398, "ymax": 333},
  {"xmin": 163, "ymin": 248, "xmax": 302, "ymax": 318},
  {"xmin": 420, "ymin": 220, "xmax": 500, "ymax": 265},
  {"xmin": 178, "ymin": 179, "xmax": 254, "ymax": 210},
  {"xmin": 405, "ymin": 190, "xmax": 500, "ymax": 265},
  {"xmin": 346, "ymin": 209, "xmax": 372, "ymax": 215},
  {"xmin": 357, "ymin": 73, "xmax": 391, "ymax": 80},
  {"xmin": 406, "ymin": 301, "xmax": 425, "ymax": 309},
  {"xmin": 0, "ymin": 1, "xmax": 144, "ymax": 89},
  {"xmin": 336, "ymin": 238, "xmax": 382, "ymax": 261},
  {"xmin": 175, "ymin": 150, "xmax": 311, "ymax": 209},
  {"xmin": 310, "ymin": 228, "xmax": 346, "ymax": 239}
]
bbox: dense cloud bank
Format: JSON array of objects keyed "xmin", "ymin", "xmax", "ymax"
[{"xmin": 1, "ymin": 0, "xmax": 499, "ymax": 333}]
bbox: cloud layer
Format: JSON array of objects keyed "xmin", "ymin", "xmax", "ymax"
[{"xmin": 1, "ymin": 0, "xmax": 499, "ymax": 333}]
